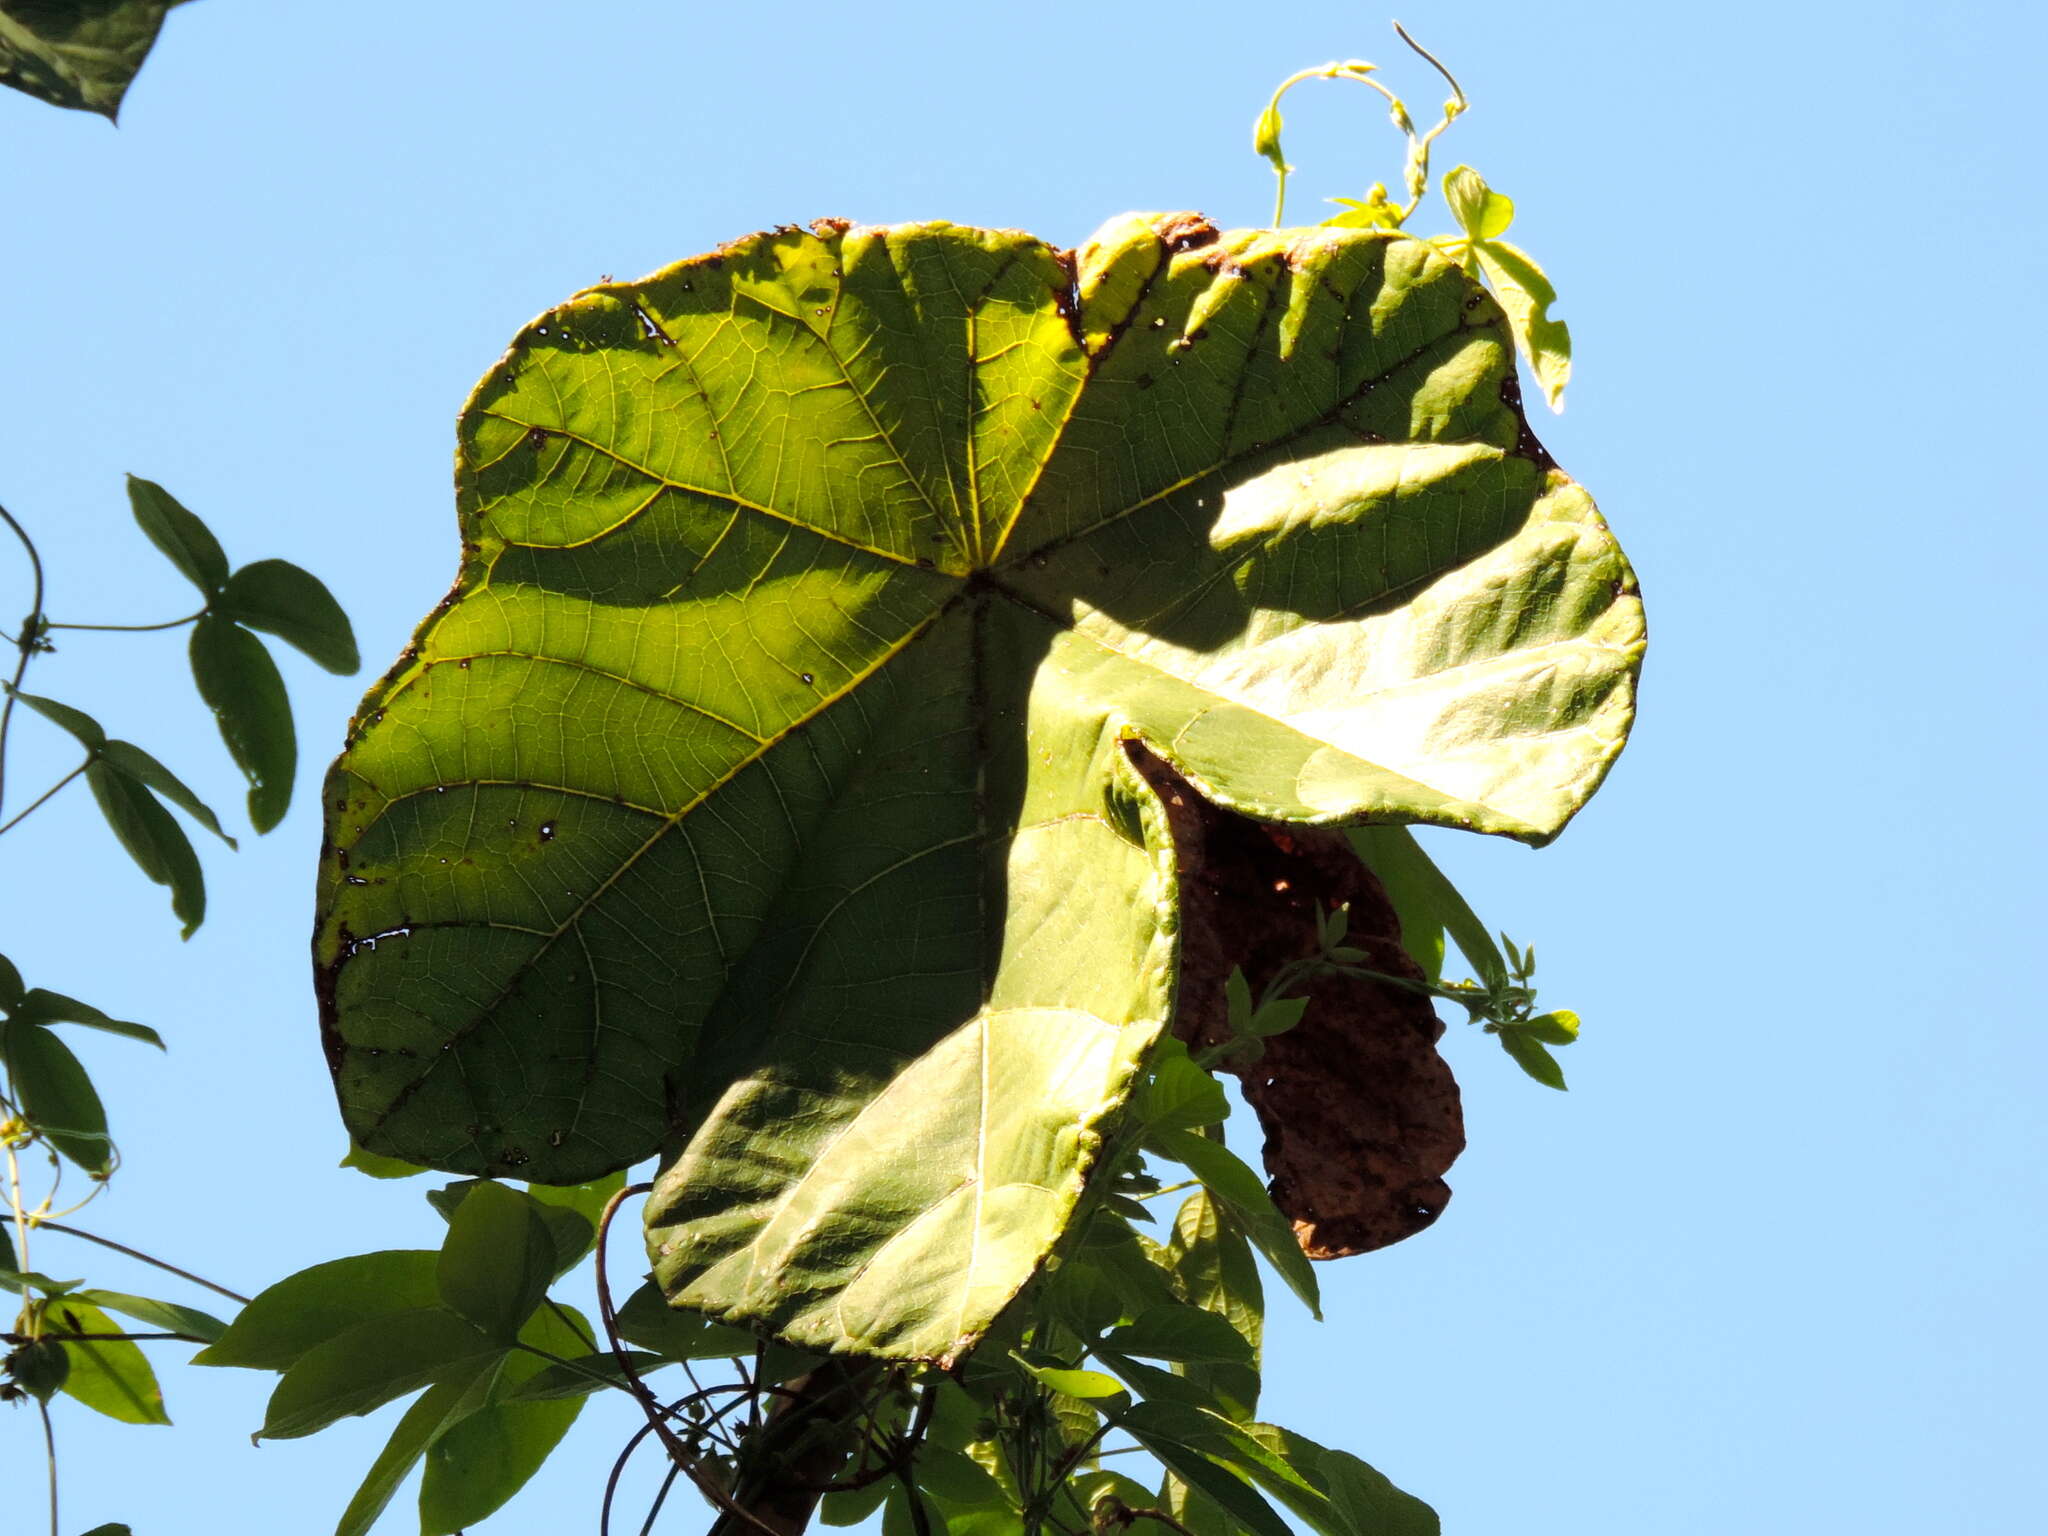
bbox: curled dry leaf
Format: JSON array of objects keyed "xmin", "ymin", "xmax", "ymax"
[{"xmin": 1136, "ymin": 747, "xmax": 1464, "ymax": 1259}]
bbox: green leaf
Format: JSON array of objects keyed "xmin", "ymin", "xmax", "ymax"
[
  {"xmin": 1519, "ymin": 1009, "xmax": 1580, "ymax": 1045},
  {"xmin": 316, "ymin": 217, "xmax": 1642, "ymax": 1364},
  {"xmin": 1469, "ymin": 239, "xmax": 1571, "ymax": 413},
  {"xmin": 1140, "ymin": 1037, "xmax": 1229, "ymax": 1133},
  {"xmin": 193, "ymin": 1249, "xmax": 440, "ymax": 1370},
  {"xmin": 1441, "ymin": 165, "xmax": 1514, "ymax": 243},
  {"xmin": 1119, "ymin": 1401, "xmax": 1293, "ymax": 1536},
  {"xmin": 1097, "ymin": 1349, "xmax": 1230, "ymax": 1412},
  {"xmin": 821, "ymin": 1477, "xmax": 895, "ymax": 1527},
  {"xmin": 50, "ymin": 1299, "xmax": 169, "ymax": 1424},
  {"xmin": 1237, "ymin": 1422, "xmax": 1440, "ymax": 1536},
  {"xmin": 10, "ymin": 689, "xmax": 106, "ymax": 749},
  {"xmin": 7, "ymin": 1337, "xmax": 70, "ymax": 1400},
  {"xmin": 258, "ymin": 1306, "xmax": 498, "ymax": 1440},
  {"xmin": 524, "ymin": 1168, "xmax": 626, "ymax": 1271},
  {"xmin": 1345, "ymin": 825, "xmax": 1500, "ymax": 990},
  {"xmin": 12, "ymin": 989, "xmax": 162, "ymax": 1048},
  {"xmin": 418, "ymin": 1304, "xmax": 590, "ymax": 1532},
  {"xmin": 0, "ymin": 1216, "xmax": 14, "ymax": 1272},
  {"xmin": 0, "ymin": 1267, "xmax": 83, "ymax": 1294},
  {"xmin": 189, "ymin": 614, "xmax": 295, "ymax": 833},
  {"xmin": 70, "ymin": 1288, "xmax": 228, "ymax": 1342},
  {"xmin": 0, "ymin": 950, "xmax": 22, "ymax": 1011},
  {"xmin": 1252, "ymin": 103, "xmax": 1287, "ymax": 172},
  {"xmin": 613, "ymin": 1278, "xmax": 758, "ymax": 1360},
  {"xmin": 0, "ymin": 1, "xmax": 181, "ymax": 118},
  {"xmin": 218, "ymin": 558, "xmax": 361, "ymax": 674},
  {"xmin": 77, "ymin": 1525, "xmax": 135, "ymax": 1536},
  {"xmin": 1245, "ymin": 995, "xmax": 1309, "ymax": 1039},
  {"xmin": 498, "ymin": 1348, "xmax": 662, "ymax": 1402},
  {"xmin": 1170, "ymin": 1189, "xmax": 1264, "ymax": 1421},
  {"xmin": 2, "ymin": 1016, "xmax": 112, "ymax": 1173},
  {"xmin": 84, "ymin": 761, "xmax": 206, "ymax": 938},
  {"xmin": 1104, "ymin": 1302, "xmax": 1253, "ymax": 1364},
  {"xmin": 1013, "ymin": 1357, "xmax": 1129, "ymax": 1402},
  {"xmin": 436, "ymin": 1180, "xmax": 556, "ymax": 1341},
  {"xmin": 1151, "ymin": 1129, "xmax": 1319, "ymax": 1320},
  {"xmin": 340, "ymin": 1141, "xmax": 428, "ymax": 1179},
  {"xmin": 1498, "ymin": 1028, "xmax": 1568, "ymax": 1090},
  {"xmin": 126, "ymin": 474, "xmax": 227, "ymax": 593},
  {"xmin": 96, "ymin": 740, "xmax": 232, "ymax": 844},
  {"xmin": 333, "ymin": 1355, "xmax": 499, "ymax": 1536}
]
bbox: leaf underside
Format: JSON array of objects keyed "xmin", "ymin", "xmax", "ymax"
[
  {"xmin": 0, "ymin": 1, "xmax": 178, "ymax": 119},
  {"xmin": 316, "ymin": 212, "xmax": 1644, "ymax": 1364}
]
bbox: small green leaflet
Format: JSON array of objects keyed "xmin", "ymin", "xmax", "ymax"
[{"xmin": 1432, "ymin": 165, "xmax": 1572, "ymax": 411}]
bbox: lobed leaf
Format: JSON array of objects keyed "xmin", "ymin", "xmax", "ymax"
[{"xmin": 317, "ymin": 215, "xmax": 1642, "ymax": 1364}]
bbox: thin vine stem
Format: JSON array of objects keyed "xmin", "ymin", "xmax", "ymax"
[
  {"xmin": 0, "ymin": 500, "xmax": 49, "ymax": 823},
  {"xmin": 31, "ymin": 1218, "xmax": 252, "ymax": 1305},
  {"xmin": 0, "ymin": 760, "xmax": 86, "ymax": 837},
  {"xmin": 44, "ymin": 610, "xmax": 203, "ymax": 634},
  {"xmin": 38, "ymin": 1395, "xmax": 58, "ymax": 1536}
]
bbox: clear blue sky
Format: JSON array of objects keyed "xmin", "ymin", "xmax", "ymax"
[{"xmin": 3, "ymin": 2, "xmax": 2042, "ymax": 1532}]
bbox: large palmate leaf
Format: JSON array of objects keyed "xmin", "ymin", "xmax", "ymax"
[{"xmin": 316, "ymin": 212, "xmax": 1642, "ymax": 1364}]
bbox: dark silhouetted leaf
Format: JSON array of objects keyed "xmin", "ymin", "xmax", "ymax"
[
  {"xmin": 333, "ymin": 1357, "xmax": 498, "ymax": 1536},
  {"xmin": 2, "ymin": 1015, "xmax": 111, "ymax": 1172},
  {"xmin": 220, "ymin": 558, "xmax": 360, "ymax": 674},
  {"xmin": 189, "ymin": 614, "xmax": 295, "ymax": 832},
  {"xmin": 126, "ymin": 472, "xmax": 226, "ymax": 593},
  {"xmin": 12, "ymin": 988, "xmax": 161, "ymax": 1048},
  {"xmin": 7, "ymin": 1336, "xmax": 70, "ymax": 1400},
  {"xmin": 10, "ymin": 689, "xmax": 106, "ymax": 748},
  {"xmin": 96, "ymin": 739, "xmax": 231, "ymax": 845},
  {"xmin": 84, "ymin": 761, "xmax": 204, "ymax": 937}
]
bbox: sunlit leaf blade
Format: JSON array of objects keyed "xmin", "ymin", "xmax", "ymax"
[
  {"xmin": 1470, "ymin": 241, "xmax": 1571, "ymax": 413},
  {"xmin": 1119, "ymin": 1401, "xmax": 1293, "ymax": 1536},
  {"xmin": 317, "ymin": 216, "xmax": 1643, "ymax": 1365},
  {"xmin": 0, "ymin": 0, "xmax": 181, "ymax": 119},
  {"xmin": 50, "ymin": 1299, "xmax": 169, "ymax": 1424},
  {"xmin": 189, "ymin": 615, "xmax": 295, "ymax": 832},
  {"xmin": 219, "ymin": 558, "xmax": 361, "ymax": 674},
  {"xmin": 2, "ymin": 1015, "xmax": 112, "ymax": 1172},
  {"xmin": 416, "ymin": 1304, "xmax": 589, "ymax": 1532},
  {"xmin": 85, "ymin": 761, "xmax": 204, "ymax": 937},
  {"xmin": 97, "ymin": 739, "xmax": 233, "ymax": 845},
  {"xmin": 339, "ymin": 1140, "xmax": 428, "ymax": 1179},
  {"xmin": 1152, "ymin": 1129, "xmax": 1319, "ymax": 1320},
  {"xmin": 125, "ymin": 473, "xmax": 226, "ymax": 593},
  {"xmin": 1171, "ymin": 1189, "xmax": 1263, "ymax": 1420},
  {"xmin": 1442, "ymin": 165, "xmax": 1514, "ymax": 243},
  {"xmin": 193, "ymin": 1250, "xmax": 440, "ymax": 1370},
  {"xmin": 12, "ymin": 988, "xmax": 162, "ymax": 1047},
  {"xmin": 1346, "ymin": 825, "xmax": 1500, "ymax": 989},
  {"xmin": 1238, "ymin": 1422, "xmax": 1440, "ymax": 1536}
]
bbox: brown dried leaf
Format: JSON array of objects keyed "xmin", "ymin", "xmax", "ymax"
[{"xmin": 1134, "ymin": 745, "xmax": 1465, "ymax": 1259}]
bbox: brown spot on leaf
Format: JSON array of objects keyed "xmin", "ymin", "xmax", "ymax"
[
  {"xmin": 1157, "ymin": 212, "xmax": 1221, "ymax": 254},
  {"xmin": 1131, "ymin": 744, "xmax": 1465, "ymax": 1259}
]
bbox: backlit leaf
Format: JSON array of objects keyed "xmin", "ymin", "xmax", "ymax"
[
  {"xmin": 316, "ymin": 216, "xmax": 1641, "ymax": 1365},
  {"xmin": 258, "ymin": 1306, "xmax": 497, "ymax": 1440},
  {"xmin": 436, "ymin": 1180, "xmax": 556, "ymax": 1341},
  {"xmin": 51, "ymin": 1299, "xmax": 168, "ymax": 1424},
  {"xmin": 12, "ymin": 988, "xmax": 162, "ymax": 1048},
  {"xmin": 71, "ymin": 1288, "xmax": 227, "ymax": 1343}
]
